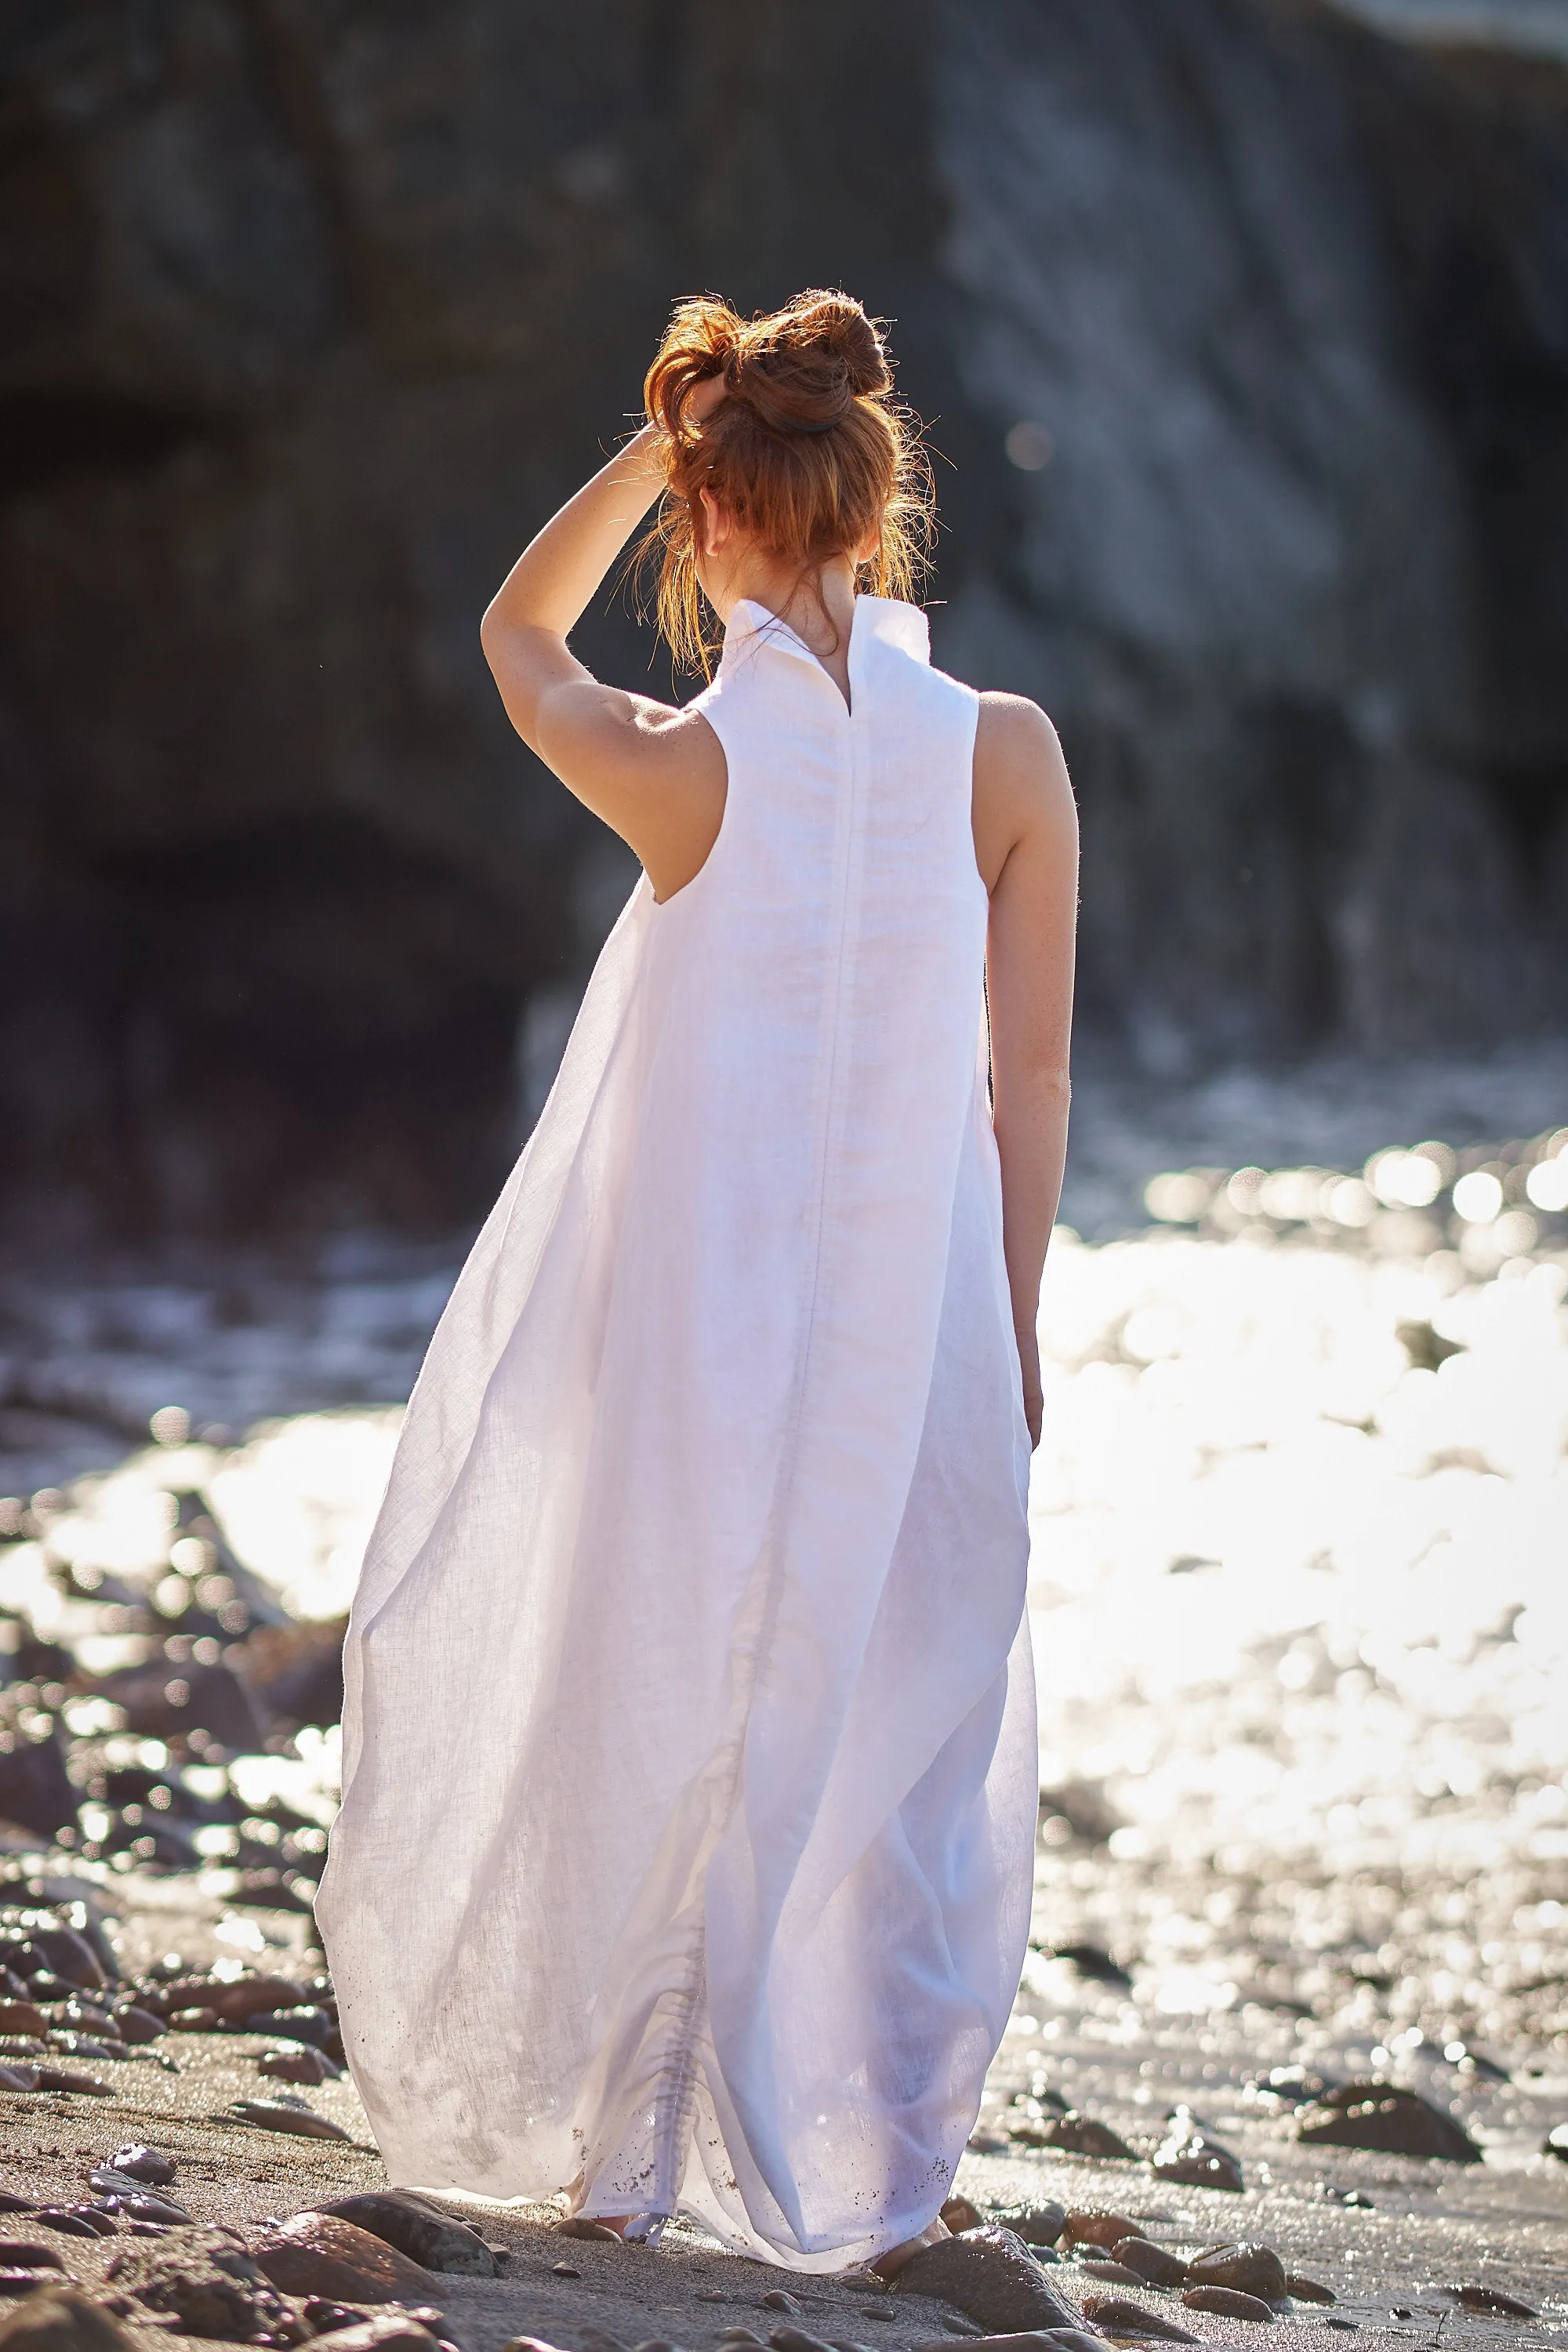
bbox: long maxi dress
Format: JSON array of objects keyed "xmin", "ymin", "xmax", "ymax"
[{"xmin": 315, "ymin": 594, "xmax": 1038, "ymax": 2271}]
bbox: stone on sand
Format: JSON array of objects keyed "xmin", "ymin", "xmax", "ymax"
[
  {"xmin": 891, "ymin": 2229, "xmax": 1080, "ymax": 2333},
  {"xmin": 0, "ymin": 2289, "xmax": 136, "ymax": 2352},
  {"xmin": 254, "ymin": 2212, "xmax": 435, "ymax": 2301}
]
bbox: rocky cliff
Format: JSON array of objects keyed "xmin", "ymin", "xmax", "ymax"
[{"xmin": 2, "ymin": 0, "xmax": 1565, "ymax": 1232}]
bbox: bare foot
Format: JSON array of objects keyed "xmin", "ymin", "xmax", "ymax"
[{"xmin": 869, "ymin": 2216, "xmax": 951, "ymax": 2281}]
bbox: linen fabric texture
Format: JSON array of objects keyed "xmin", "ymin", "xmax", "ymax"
[{"xmin": 317, "ymin": 596, "xmax": 1037, "ymax": 2269}]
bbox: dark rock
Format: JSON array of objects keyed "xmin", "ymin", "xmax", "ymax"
[
  {"xmin": 247, "ymin": 2008, "xmax": 336, "ymax": 2049},
  {"xmin": 1183, "ymin": 2285, "xmax": 1274, "ymax": 2321},
  {"xmin": 1297, "ymin": 2082, "xmax": 1482, "ymax": 2163},
  {"xmin": 1150, "ymin": 2112, "xmax": 1243, "ymax": 2192},
  {"xmin": 761, "ymin": 2292, "xmax": 802, "ymax": 2313},
  {"xmin": 1078, "ymin": 2261, "xmax": 1148, "ymax": 2287},
  {"xmin": 1110, "ymin": 2241, "xmax": 1186, "ymax": 2290},
  {"xmin": 1544, "ymin": 2122, "xmax": 1568, "ymax": 2160},
  {"xmin": 555, "ymin": 2217, "xmax": 622, "ymax": 2243},
  {"xmin": 1284, "ymin": 2274, "xmax": 1335, "ymax": 2303},
  {"xmin": 1242, "ymin": 2066, "xmax": 1337, "ymax": 2108},
  {"xmin": 308, "ymin": 2323, "xmax": 440, "ymax": 2352},
  {"xmin": 1063, "ymin": 2212, "xmax": 1148, "ymax": 2251},
  {"xmin": 891, "ymin": 2229, "xmax": 1080, "ymax": 2334},
  {"xmin": 1444, "ymin": 2285, "xmax": 1537, "ymax": 2318},
  {"xmin": 768, "ymin": 2328, "xmax": 833, "ymax": 2352},
  {"xmin": 0, "ymin": 1740, "xmax": 81, "ymax": 1846},
  {"xmin": 0, "ymin": 2258, "xmax": 58, "ymax": 2280},
  {"xmin": 0, "ymin": 2008, "xmax": 45, "ymax": 2040},
  {"xmin": 1022, "ymin": 2114, "xmax": 1134, "ymax": 2162},
  {"xmin": 1080, "ymin": 2297, "xmax": 1198, "ymax": 2343},
  {"xmin": 32, "ymin": 2070, "xmax": 111, "ymax": 2097},
  {"xmin": 256, "ymin": 2217, "xmax": 434, "ymax": 2304},
  {"xmin": 31, "ymin": 2216, "xmax": 101, "ymax": 2240},
  {"xmin": 229, "ymin": 2096, "xmax": 354, "ymax": 2140},
  {"xmin": 0, "ymin": 2288, "xmax": 139, "ymax": 2351},
  {"xmin": 1185, "ymin": 2245, "xmax": 1287, "ymax": 2302},
  {"xmin": 939, "ymin": 2198, "xmax": 984, "ymax": 2234},
  {"xmin": 149, "ymin": 1973, "xmax": 307, "ymax": 2024},
  {"xmin": 0, "ymin": 2070, "xmax": 38, "ymax": 2095},
  {"xmin": 262, "ymin": 2046, "xmax": 343, "ymax": 2085},
  {"xmin": 104, "ymin": 2228, "xmax": 282, "ymax": 2340},
  {"xmin": 111, "ymin": 2009, "xmax": 165, "ymax": 2045},
  {"xmin": 99, "ymin": 2193, "xmax": 191, "ymax": 2229},
  {"xmin": 314, "ymin": 2195, "xmax": 498, "ymax": 2277},
  {"xmin": 1043, "ymin": 1945, "xmax": 1132, "ymax": 1992},
  {"xmin": 9, "ymin": 2, "xmax": 1568, "ymax": 1228},
  {"xmin": 989, "ymin": 2205, "xmax": 1066, "ymax": 2249},
  {"xmin": 551, "ymin": 2263, "xmax": 581, "ymax": 2278}
]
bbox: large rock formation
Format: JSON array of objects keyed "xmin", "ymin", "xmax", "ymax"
[{"xmin": 1, "ymin": 0, "xmax": 1564, "ymax": 1232}]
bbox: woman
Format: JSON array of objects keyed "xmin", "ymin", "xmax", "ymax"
[{"xmin": 318, "ymin": 291, "xmax": 1077, "ymax": 2277}]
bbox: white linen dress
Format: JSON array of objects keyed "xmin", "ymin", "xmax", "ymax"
[{"xmin": 316, "ymin": 594, "xmax": 1037, "ymax": 2270}]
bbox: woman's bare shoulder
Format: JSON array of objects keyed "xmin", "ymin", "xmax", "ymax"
[{"xmin": 972, "ymin": 691, "xmax": 1076, "ymax": 891}]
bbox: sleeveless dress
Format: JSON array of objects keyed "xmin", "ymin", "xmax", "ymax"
[{"xmin": 316, "ymin": 594, "xmax": 1037, "ymax": 2271}]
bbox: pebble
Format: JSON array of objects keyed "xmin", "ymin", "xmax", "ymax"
[
  {"xmin": 889, "ymin": 2229, "xmax": 1079, "ymax": 2335},
  {"xmin": 31, "ymin": 2067, "xmax": 110, "ymax": 2098},
  {"xmin": 260, "ymin": 2045, "xmax": 341, "ymax": 2085},
  {"xmin": 1544, "ymin": 2122, "xmax": 1568, "ymax": 2161},
  {"xmin": 1283, "ymin": 2273, "xmax": 1335, "ymax": 2303},
  {"xmin": 1023, "ymin": 2113, "xmax": 1134, "ymax": 2161},
  {"xmin": 1076, "ymin": 2260, "xmax": 1147, "ymax": 2286},
  {"xmin": 988, "ymin": 2204, "xmax": 1066, "ymax": 2249},
  {"xmin": 1149, "ymin": 2111, "xmax": 1243, "ymax": 2193},
  {"xmin": 767, "ymin": 2326, "xmax": 831, "ymax": 2352},
  {"xmin": 1445, "ymin": 2284, "xmax": 1537, "ymax": 2317},
  {"xmin": 551, "ymin": 2261, "xmax": 580, "ymax": 2278},
  {"xmin": 1183, "ymin": 2285, "xmax": 1273, "ymax": 2321},
  {"xmin": 111, "ymin": 2009, "xmax": 165, "ymax": 2045},
  {"xmin": 98, "ymin": 2194, "xmax": 191, "ymax": 2229},
  {"xmin": 939, "ymin": 2198, "xmax": 983, "ymax": 2233},
  {"xmin": 1062, "ymin": 2211, "xmax": 1148, "ymax": 2250},
  {"xmin": 0, "ymin": 2286, "xmax": 138, "ymax": 2350},
  {"xmin": 317, "ymin": 2194, "xmax": 497, "ymax": 2277},
  {"xmin": 557, "ymin": 2217, "xmax": 622, "ymax": 2243},
  {"xmin": 1043, "ymin": 1944, "xmax": 1133, "ymax": 1991},
  {"xmin": 103, "ymin": 2227, "xmax": 285, "ymax": 2340},
  {"xmin": 255, "ymin": 2214, "xmax": 434, "ymax": 2303},
  {"xmin": 107, "ymin": 2144, "xmax": 173, "ymax": 2187},
  {"xmin": 307, "ymin": 2321, "xmax": 439, "ymax": 2352},
  {"xmin": 1185, "ymin": 2243, "xmax": 1287, "ymax": 2301},
  {"xmin": 1079, "ymin": 2296, "xmax": 1198, "ymax": 2343},
  {"xmin": 227, "ymin": 2096, "xmax": 352, "ymax": 2140},
  {"xmin": 0, "ymin": 2009, "xmax": 45, "ymax": 2040},
  {"xmin": 31, "ymin": 2215, "xmax": 101, "ymax": 2241},
  {"xmin": 1296, "ymin": 2082, "xmax": 1481, "ymax": 2163},
  {"xmin": 760, "ymin": 2292, "xmax": 800, "ymax": 2312},
  {"xmin": 1110, "ymin": 2240, "xmax": 1187, "ymax": 2289},
  {"xmin": 0, "ymin": 2255, "xmax": 61, "ymax": 2278}
]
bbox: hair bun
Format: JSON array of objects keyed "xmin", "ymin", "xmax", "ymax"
[
  {"xmin": 789, "ymin": 291, "xmax": 891, "ymax": 399},
  {"xmin": 721, "ymin": 289, "xmax": 891, "ymax": 435}
]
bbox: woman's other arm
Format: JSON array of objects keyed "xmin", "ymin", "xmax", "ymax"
[{"xmin": 972, "ymin": 695, "xmax": 1079, "ymax": 1446}]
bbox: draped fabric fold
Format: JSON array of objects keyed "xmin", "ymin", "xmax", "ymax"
[{"xmin": 317, "ymin": 596, "xmax": 1036, "ymax": 2268}]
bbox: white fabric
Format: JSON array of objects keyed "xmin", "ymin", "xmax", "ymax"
[{"xmin": 317, "ymin": 595, "xmax": 1037, "ymax": 2269}]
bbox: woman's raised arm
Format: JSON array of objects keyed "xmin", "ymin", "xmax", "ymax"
[{"xmin": 478, "ymin": 393, "xmax": 728, "ymax": 900}]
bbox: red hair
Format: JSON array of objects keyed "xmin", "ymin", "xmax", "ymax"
[{"xmin": 637, "ymin": 289, "xmax": 934, "ymax": 676}]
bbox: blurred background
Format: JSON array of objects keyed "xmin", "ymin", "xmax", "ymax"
[
  {"xmin": 0, "ymin": 0, "xmax": 1566, "ymax": 2257},
  {"xmin": 3, "ymin": 0, "xmax": 1566, "ymax": 1247}
]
